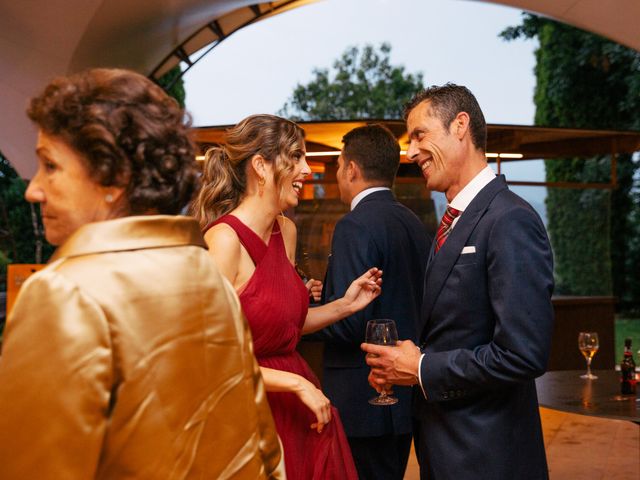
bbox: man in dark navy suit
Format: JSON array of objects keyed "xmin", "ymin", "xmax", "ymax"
[
  {"xmin": 310, "ymin": 124, "xmax": 430, "ymax": 479},
  {"xmin": 363, "ymin": 84, "xmax": 554, "ymax": 480}
]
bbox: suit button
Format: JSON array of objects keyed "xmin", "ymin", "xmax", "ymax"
[
  {"xmin": 456, "ymin": 390, "xmax": 463, "ymax": 397},
  {"xmin": 442, "ymin": 392, "xmax": 449, "ymax": 400}
]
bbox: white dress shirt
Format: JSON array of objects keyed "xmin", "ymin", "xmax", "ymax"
[{"xmin": 350, "ymin": 187, "xmax": 391, "ymax": 211}]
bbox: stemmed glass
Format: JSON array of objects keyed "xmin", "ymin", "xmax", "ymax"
[
  {"xmin": 578, "ymin": 332, "xmax": 599, "ymax": 379},
  {"xmin": 365, "ymin": 319, "xmax": 399, "ymax": 406}
]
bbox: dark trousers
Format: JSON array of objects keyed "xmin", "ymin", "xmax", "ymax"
[{"xmin": 348, "ymin": 433, "xmax": 412, "ymax": 480}]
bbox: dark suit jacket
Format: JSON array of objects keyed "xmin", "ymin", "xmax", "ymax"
[
  {"xmin": 311, "ymin": 190, "xmax": 430, "ymax": 437},
  {"xmin": 415, "ymin": 175, "xmax": 554, "ymax": 479}
]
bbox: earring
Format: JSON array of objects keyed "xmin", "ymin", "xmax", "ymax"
[
  {"xmin": 258, "ymin": 176, "xmax": 265, "ymax": 197},
  {"xmin": 105, "ymin": 193, "xmax": 114, "ymax": 203}
]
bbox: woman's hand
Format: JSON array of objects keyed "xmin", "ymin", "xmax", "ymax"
[
  {"xmin": 293, "ymin": 377, "xmax": 332, "ymax": 433},
  {"xmin": 301, "ymin": 268, "xmax": 382, "ymax": 334},
  {"xmin": 305, "ymin": 279, "xmax": 323, "ymax": 303},
  {"xmin": 342, "ymin": 267, "xmax": 383, "ymax": 313}
]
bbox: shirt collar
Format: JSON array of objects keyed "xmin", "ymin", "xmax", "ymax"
[
  {"xmin": 449, "ymin": 166, "xmax": 496, "ymax": 213},
  {"xmin": 351, "ymin": 187, "xmax": 391, "ymax": 211},
  {"xmin": 50, "ymin": 215, "xmax": 206, "ymax": 262}
]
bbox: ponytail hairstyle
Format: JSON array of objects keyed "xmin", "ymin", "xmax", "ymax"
[{"xmin": 191, "ymin": 114, "xmax": 305, "ymax": 228}]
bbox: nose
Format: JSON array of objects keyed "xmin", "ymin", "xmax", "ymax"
[
  {"xmin": 24, "ymin": 169, "xmax": 45, "ymax": 203},
  {"xmin": 406, "ymin": 140, "xmax": 419, "ymax": 163},
  {"xmin": 300, "ymin": 156, "xmax": 311, "ymax": 176}
]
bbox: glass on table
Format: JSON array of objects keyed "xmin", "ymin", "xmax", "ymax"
[
  {"xmin": 578, "ymin": 331, "xmax": 599, "ymax": 379},
  {"xmin": 365, "ymin": 319, "xmax": 399, "ymax": 406}
]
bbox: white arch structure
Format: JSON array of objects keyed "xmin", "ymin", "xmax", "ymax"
[{"xmin": 1, "ymin": 0, "xmax": 638, "ymax": 177}]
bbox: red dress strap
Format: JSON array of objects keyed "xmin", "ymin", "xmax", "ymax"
[{"xmin": 205, "ymin": 215, "xmax": 278, "ymax": 266}]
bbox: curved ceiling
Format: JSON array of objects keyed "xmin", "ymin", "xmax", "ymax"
[
  {"xmin": 480, "ymin": 0, "xmax": 640, "ymax": 53},
  {"xmin": 1, "ymin": 0, "xmax": 638, "ymax": 177}
]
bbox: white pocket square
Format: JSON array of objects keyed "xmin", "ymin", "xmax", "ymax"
[{"xmin": 461, "ymin": 246, "xmax": 476, "ymax": 254}]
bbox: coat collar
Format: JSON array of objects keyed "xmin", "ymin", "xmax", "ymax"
[
  {"xmin": 50, "ymin": 215, "xmax": 207, "ymax": 262},
  {"xmin": 353, "ymin": 189, "xmax": 395, "ymax": 210},
  {"xmin": 420, "ymin": 175, "xmax": 508, "ymax": 336}
]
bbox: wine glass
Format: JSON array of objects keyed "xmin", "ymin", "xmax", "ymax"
[
  {"xmin": 578, "ymin": 332, "xmax": 599, "ymax": 379},
  {"xmin": 365, "ymin": 319, "xmax": 399, "ymax": 406}
]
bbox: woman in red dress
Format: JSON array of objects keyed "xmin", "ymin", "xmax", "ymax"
[{"xmin": 191, "ymin": 114, "xmax": 381, "ymax": 479}]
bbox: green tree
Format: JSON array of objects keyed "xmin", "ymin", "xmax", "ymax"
[
  {"xmin": 1, "ymin": 152, "xmax": 54, "ymax": 334},
  {"xmin": 502, "ymin": 15, "xmax": 640, "ymax": 307},
  {"xmin": 156, "ymin": 65, "xmax": 187, "ymax": 108},
  {"xmin": 279, "ymin": 43, "xmax": 424, "ymax": 120},
  {"xmin": 0, "ymin": 154, "xmax": 53, "ymax": 273}
]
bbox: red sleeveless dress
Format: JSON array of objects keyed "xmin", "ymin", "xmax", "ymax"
[{"xmin": 205, "ymin": 215, "xmax": 357, "ymax": 480}]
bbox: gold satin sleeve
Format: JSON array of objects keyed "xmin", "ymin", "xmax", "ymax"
[
  {"xmin": 0, "ymin": 268, "xmax": 113, "ymax": 479},
  {"xmin": 220, "ymin": 278, "xmax": 286, "ymax": 479}
]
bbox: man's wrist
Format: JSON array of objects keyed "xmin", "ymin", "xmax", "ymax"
[{"xmin": 398, "ymin": 347, "xmax": 421, "ymax": 385}]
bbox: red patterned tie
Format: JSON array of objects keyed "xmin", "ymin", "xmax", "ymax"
[{"xmin": 435, "ymin": 206, "xmax": 461, "ymax": 253}]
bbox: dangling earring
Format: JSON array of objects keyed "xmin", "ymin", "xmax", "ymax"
[
  {"xmin": 105, "ymin": 193, "xmax": 114, "ymax": 203},
  {"xmin": 258, "ymin": 176, "xmax": 265, "ymax": 197}
]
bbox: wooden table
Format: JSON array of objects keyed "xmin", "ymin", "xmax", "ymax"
[{"xmin": 536, "ymin": 370, "xmax": 640, "ymax": 422}]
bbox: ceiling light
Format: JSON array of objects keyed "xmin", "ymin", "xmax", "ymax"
[
  {"xmin": 485, "ymin": 153, "xmax": 523, "ymax": 159},
  {"xmin": 306, "ymin": 151, "xmax": 340, "ymax": 157}
]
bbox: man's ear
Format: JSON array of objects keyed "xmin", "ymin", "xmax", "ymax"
[
  {"xmin": 452, "ymin": 112, "xmax": 470, "ymax": 140},
  {"xmin": 347, "ymin": 160, "xmax": 359, "ymax": 182}
]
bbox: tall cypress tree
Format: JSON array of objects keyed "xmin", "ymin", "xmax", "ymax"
[{"xmin": 502, "ymin": 15, "xmax": 640, "ymax": 307}]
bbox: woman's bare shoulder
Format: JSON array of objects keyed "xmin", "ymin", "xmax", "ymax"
[{"xmin": 204, "ymin": 223, "xmax": 241, "ymax": 255}]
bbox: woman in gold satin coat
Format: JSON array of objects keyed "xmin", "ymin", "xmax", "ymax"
[{"xmin": 0, "ymin": 69, "xmax": 284, "ymax": 479}]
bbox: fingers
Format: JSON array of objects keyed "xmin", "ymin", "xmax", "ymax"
[
  {"xmin": 367, "ymin": 371, "xmax": 384, "ymax": 392},
  {"xmin": 309, "ymin": 280, "xmax": 323, "ymax": 302},
  {"xmin": 361, "ymin": 267, "xmax": 383, "ymax": 283},
  {"xmin": 310, "ymin": 398, "xmax": 331, "ymax": 433},
  {"xmin": 361, "ymin": 342, "xmax": 390, "ymax": 358},
  {"xmin": 370, "ymin": 369, "xmax": 389, "ymax": 386},
  {"xmin": 306, "ymin": 278, "xmax": 322, "ymax": 291},
  {"xmin": 361, "ymin": 276, "xmax": 382, "ymax": 295},
  {"xmin": 305, "ymin": 279, "xmax": 323, "ymax": 302},
  {"xmin": 310, "ymin": 420, "xmax": 328, "ymax": 434},
  {"xmin": 367, "ymin": 371, "xmax": 394, "ymax": 392},
  {"xmin": 298, "ymin": 381, "xmax": 332, "ymax": 433},
  {"xmin": 366, "ymin": 267, "xmax": 383, "ymax": 277},
  {"xmin": 310, "ymin": 393, "xmax": 331, "ymax": 423}
]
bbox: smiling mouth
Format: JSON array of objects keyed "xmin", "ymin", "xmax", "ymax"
[
  {"xmin": 292, "ymin": 181, "xmax": 303, "ymax": 193},
  {"xmin": 419, "ymin": 159, "xmax": 432, "ymax": 174}
]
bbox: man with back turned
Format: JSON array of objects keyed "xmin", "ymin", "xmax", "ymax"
[{"xmin": 312, "ymin": 124, "xmax": 430, "ymax": 479}]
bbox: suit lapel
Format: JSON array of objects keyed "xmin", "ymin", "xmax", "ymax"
[{"xmin": 420, "ymin": 176, "xmax": 508, "ymax": 337}]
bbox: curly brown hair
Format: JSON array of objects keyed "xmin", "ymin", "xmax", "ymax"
[{"xmin": 27, "ymin": 68, "xmax": 199, "ymax": 215}]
